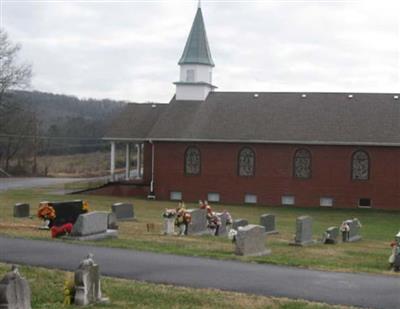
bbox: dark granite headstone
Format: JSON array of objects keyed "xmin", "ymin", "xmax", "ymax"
[
  {"xmin": 48, "ymin": 200, "xmax": 86, "ymax": 226},
  {"xmin": 0, "ymin": 265, "xmax": 31, "ymax": 309},
  {"xmin": 260, "ymin": 214, "xmax": 278, "ymax": 234},
  {"xmin": 111, "ymin": 203, "xmax": 135, "ymax": 220},
  {"xmin": 232, "ymin": 219, "xmax": 248, "ymax": 230},
  {"xmin": 13, "ymin": 203, "xmax": 30, "ymax": 218}
]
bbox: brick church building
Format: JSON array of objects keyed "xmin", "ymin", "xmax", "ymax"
[{"xmin": 103, "ymin": 5, "xmax": 400, "ymax": 210}]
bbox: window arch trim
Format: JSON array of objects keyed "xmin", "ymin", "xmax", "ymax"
[
  {"xmin": 184, "ymin": 146, "xmax": 201, "ymax": 176},
  {"xmin": 351, "ymin": 149, "xmax": 370, "ymax": 181},
  {"xmin": 293, "ymin": 148, "xmax": 312, "ymax": 179},
  {"xmin": 237, "ymin": 147, "xmax": 256, "ymax": 177}
]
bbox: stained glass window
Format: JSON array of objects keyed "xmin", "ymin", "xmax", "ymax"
[
  {"xmin": 185, "ymin": 147, "xmax": 201, "ymax": 175},
  {"xmin": 352, "ymin": 150, "xmax": 369, "ymax": 180},
  {"xmin": 294, "ymin": 149, "xmax": 312, "ymax": 179},
  {"xmin": 238, "ymin": 148, "xmax": 255, "ymax": 176}
]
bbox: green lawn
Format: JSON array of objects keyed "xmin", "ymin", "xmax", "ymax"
[
  {"xmin": 0, "ymin": 263, "xmax": 357, "ymax": 309},
  {"xmin": 0, "ymin": 186, "xmax": 399, "ymax": 275}
]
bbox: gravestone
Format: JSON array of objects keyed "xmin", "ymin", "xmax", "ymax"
[
  {"xmin": 290, "ymin": 216, "xmax": 314, "ymax": 246},
  {"xmin": 13, "ymin": 203, "xmax": 30, "ymax": 218},
  {"xmin": 65, "ymin": 212, "xmax": 117, "ymax": 241},
  {"xmin": 107, "ymin": 212, "xmax": 118, "ymax": 230},
  {"xmin": 186, "ymin": 209, "xmax": 207, "ymax": 235},
  {"xmin": 341, "ymin": 219, "xmax": 362, "ymax": 242},
  {"xmin": 259, "ymin": 214, "xmax": 278, "ymax": 234},
  {"xmin": 111, "ymin": 203, "xmax": 135, "ymax": 220},
  {"xmin": 74, "ymin": 254, "xmax": 109, "ymax": 306},
  {"xmin": 234, "ymin": 224, "xmax": 271, "ymax": 256},
  {"xmin": 232, "ymin": 219, "xmax": 248, "ymax": 230},
  {"xmin": 0, "ymin": 265, "xmax": 31, "ymax": 309},
  {"xmin": 48, "ymin": 200, "xmax": 86, "ymax": 226},
  {"xmin": 163, "ymin": 218, "xmax": 175, "ymax": 235},
  {"xmin": 322, "ymin": 226, "xmax": 339, "ymax": 244},
  {"xmin": 217, "ymin": 212, "xmax": 230, "ymax": 237}
]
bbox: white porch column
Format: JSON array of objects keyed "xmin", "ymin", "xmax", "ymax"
[
  {"xmin": 110, "ymin": 141, "xmax": 116, "ymax": 181},
  {"xmin": 136, "ymin": 143, "xmax": 142, "ymax": 179},
  {"xmin": 125, "ymin": 143, "xmax": 130, "ymax": 180}
]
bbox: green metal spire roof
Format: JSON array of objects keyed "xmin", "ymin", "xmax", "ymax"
[{"xmin": 178, "ymin": 7, "xmax": 215, "ymax": 67}]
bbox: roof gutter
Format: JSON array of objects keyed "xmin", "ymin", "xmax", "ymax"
[{"xmin": 103, "ymin": 137, "xmax": 400, "ymax": 147}]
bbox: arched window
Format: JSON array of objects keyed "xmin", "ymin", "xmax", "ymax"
[
  {"xmin": 185, "ymin": 147, "xmax": 201, "ymax": 175},
  {"xmin": 352, "ymin": 150, "xmax": 369, "ymax": 180},
  {"xmin": 238, "ymin": 147, "xmax": 255, "ymax": 176},
  {"xmin": 294, "ymin": 149, "xmax": 312, "ymax": 179}
]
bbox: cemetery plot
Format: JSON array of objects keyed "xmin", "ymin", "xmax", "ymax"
[{"xmin": 1, "ymin": 189, "xmax": 399, "ymax": 275}]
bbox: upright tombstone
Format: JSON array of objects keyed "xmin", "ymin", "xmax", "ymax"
[
  {"xmin": 341, "ymin": 219, "xmax": 362, "ymax": 242},
  {"xmin": 111, "ymin": 203, "xmax": 135, "ymax": 221},
  {"xmin": 66, "ymin": 211, "xmax": 117, "ymax": 241},
  {"xmin": 0, "ymin": 265, "xmax": 31, "ymax": 309},
  {"xmin": 234, "ymin": 225, "xmax": 271, "ymax": 256},
  {"xmin": 232, "ymin": 219, "xmax": 248, "ymax": 230},
  {"xmin": 13, "ymin": 203, "xmax": 30, "ymax": 218},
  {"xmin": 217, "ymin": 212, "xmax": 231, "ymax": 237},
  {"xmin": 259, "ymin": 214, "xmax": 278, "ymax": 234},
  {"xmin": 322, "ymin": 226, "xmax": 339, "ymax": 244},
  {"xmin": 290, "ymin": 216, "xmax": 314, "ymax": 246},
  {"xmin": 48, "ymin": 200, "xmax": 86, "ymax": 226},
  {"xmin": 186, "ymin": 209, "xmax": 207, "ymax": 235},
  {"xmin": 107, "ymin": 212, "xmax": 118, "ymax": 230},
  {"xmin": 74, "ymin": 254, "xmax": 109, "ymax": 306},
  {"xmin": 163, "ymin": 218, "xmax": 175, "ymax": 235}
]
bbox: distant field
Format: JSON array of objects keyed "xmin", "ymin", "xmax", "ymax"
[
  {"xmin": 35, "ymin": 151, "xmax": 129, "ymax": 177},
  {"xmin": 0, "ymin": 263, "xmax": 357, "ymax": 309},
  {"xmin": 0, "ymin": 186, "xmax": 399, "ymax": 275}
]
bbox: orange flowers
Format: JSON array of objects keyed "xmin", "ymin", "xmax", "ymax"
[
  {"xmin": 37, "ymin": 203, "xmax": 56, "ymax": 220},
  {"xmin": 82, "ymin": 201, "xmax": 89, "ymax": 212}
]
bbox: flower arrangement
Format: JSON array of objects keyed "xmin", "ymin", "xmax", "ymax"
[
  {"xmin": 82, "ymin": 200, "xmax": 90, "ymax": 212},
  {"xmin": 37, "ymin": 202, "xmax": 56, "ymax": 221},
  {"xmin": 163, "ymin": 208, "xmax": 176, "ymax": 219},
  {"xmin": 228, "ymin": 229, "xmax": 237, "ymax": 242},
  {"xmin": 51, "ymin": 223, "xmax": 73, "ymax": 238}
]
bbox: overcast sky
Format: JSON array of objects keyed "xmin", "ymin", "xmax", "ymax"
[{"xmin": 1, "ymin": 0, "xmax": 399, "ymax": 102}]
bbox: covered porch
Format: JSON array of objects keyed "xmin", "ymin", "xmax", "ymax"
[{"xmin": 108, "ymin": 140, "xmax": 145, "ymax": 183}]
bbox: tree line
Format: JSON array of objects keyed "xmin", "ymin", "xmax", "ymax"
[{"xmin": 0, "ymin": 29, "xmax": 127, "ymax": 176}]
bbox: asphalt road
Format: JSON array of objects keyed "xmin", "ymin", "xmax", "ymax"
[
  {"xmin": 0, "ymin": 237, "xmax": 399, "ymax": 309},
  {"xmin": 0, "ymin": 177, "xmax": 89, "ymax": 192}
]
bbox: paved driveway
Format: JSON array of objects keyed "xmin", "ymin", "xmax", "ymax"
[
  {"xmin": 0, "ymin": 177, "xmax": 106, "ymax": 192},
  {"xmin": 0, "ymin": 237, "xmax": 399, "ymax": 309}
]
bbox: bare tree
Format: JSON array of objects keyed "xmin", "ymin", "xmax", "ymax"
[
  {"xmin": 0, "ymin": 28, "xmax": 33, "ymax": 173},
  {"xmin": 0, "ymin": 28, "xmax": 32, "ymax": 126}
]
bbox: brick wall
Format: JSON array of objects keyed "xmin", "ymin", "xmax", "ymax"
[{"xmin": 152, "ymin": 142, "xmax": 400, "ymax": 210}]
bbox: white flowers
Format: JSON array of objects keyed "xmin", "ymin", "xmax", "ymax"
[{"xmin": 228, "ymin": 229, "xmax": 237, "ymax": 241}]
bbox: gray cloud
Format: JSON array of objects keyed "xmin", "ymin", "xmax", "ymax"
[{"xmin": 2, "ymin": 0, "xmax": 399, "ymax": 102}]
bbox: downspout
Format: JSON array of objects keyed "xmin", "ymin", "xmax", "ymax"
[{"xmin": 148, "ymin": 139, "xmax": 156, "ymax": 199}]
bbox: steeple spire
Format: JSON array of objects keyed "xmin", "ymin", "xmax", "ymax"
[
  {"xmin": 178, "ymin": 5, "xmax": 214, "ymax": 67},
  {"xmin": 174, "ymin": 4, "xmax": 216, "ymax": 101}
]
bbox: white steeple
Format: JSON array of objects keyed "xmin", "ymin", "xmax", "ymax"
[{"xmin": 174, "ymin": 4, "xmax": 216, "ymax": 101}]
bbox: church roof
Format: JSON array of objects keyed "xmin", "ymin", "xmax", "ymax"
[
  {"xmin": 178, "ymin": 7, "xmax": 214, "ymax": 67},
  {"xmin": 105, "ymin": 103, "xmax": 167, "ymax": 140},
  {"xmin": 104, "ymin": 92, "xmax": 400, "ymax": 146}
]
